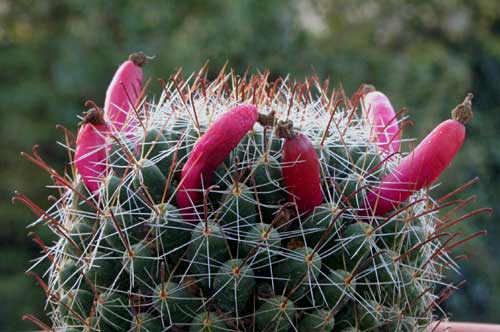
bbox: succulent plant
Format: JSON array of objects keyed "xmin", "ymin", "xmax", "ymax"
[{"xmin": 16, "ymin": 54, "xmax": 490, "ymax": 332}]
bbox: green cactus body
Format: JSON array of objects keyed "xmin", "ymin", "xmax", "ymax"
[
  {"xmin": 273, "ymin": 246, "xmax": 322, "ymax": 300},
  {"xmin": 240, "ymin": 223, "xmax": 281, "ymax": 274},
  {"xmin": 253, "ymin": 155, "xmax": 285, "ymax": 222},
  {"xmin": 102, "ymin": 206, "xmax": 145, "ymax": 251},
  {"xmin": 130, "ymin": 312, "xmax": 164, "ymax": 332},
  {"xmin": 106, "ymin": 175, "xmax": 129, "ymax": 205},
  {"xmin": 370, "ymin": 250, "xmax": 400, "ymax": 285},
  {"xmin": 339, "ymin": 173, "xmax": 369, "ymax": 208},
  {"xmin": 24, "ymin": 67, "xmax": 474, "ymax": 332},
  {"xmin": 337, "ymin": 328, "xmax": 360, "ymax": 332},
  {"xmin": 58, "ymin": 289, "xmax": 94, "ymax": 324},
  {"xmin": 324, "ymin": 222, "xmax": 374, "ymax": 272},
  {"xmin": 219, "ymin": 182, "xmax": 256, "ymax": 227},
  {"xmin": 302, "ymin": 203, "xmax": 344, "ymax": 251},
  {"xmin": 382, "ymin": 221, "xmax": 427, "ymax": 264},
  {"xmin": 358, "ymin": 301, "xmax": 386, "ymax": 331},
  {"xmin": 332, "ymin": 304, "xmax": 357, "ymax": 331},
  {"xmin": 186, "ymin": 220, "xmax": 230, "ymax": 289},
  {"xmin": 188, "ymin": 312, "xmax": 228, "ymax": 332},
  {"xmin": 235, "ymin": 130, "xmax": 257, "ymax": 162},
  {"xmin": 84, "ymin": 251, "xmax": 120, "ymax": 289},
  {"xmin": 152, "ymin": 281, "xmax": 201, "ymax": 324},
  {"xmin": 95, "ymin": 292, "xmax": 130, "ymax": 331},
  {"xmin": 142, "ymin": 129, "xmax": 174, "ymax": 176},
  {"xmin": 234, "ymin": 129, "xmax": 279, "ymax": 160},
  {"xmin": 166, "ymin": 121, "xmax": 204, "ymax": 163},
  {"xmin": 313, "ymin": 269, "xmax": 355, "ymax": 310},
  {"xmin": 59, "ymin": 259, "xmax": 80, "ymax": 291},
  {"xmin": 298, "ymin": 308, "xmax": 335, "ymax": 332},
  {"xmin": 109, "ymin": 141, "xmax": 135, "ymax": 177},
  {"xmin": 327, "ymin": 145, "xmax": 351, "ymax": 176},
  {"xmin": 122, "ymin": 241, "xmax": 155, "ymax": 285},
  {"xmin": 65, "ymin": 222, "xmax": 93, "ymax": 257},
  {"xmin": 213, "ymin": 259, "xmax": 256, "ymax": 314},
  {"xmin": 255, "ymin": 295, "xmax": 296, "ymax": 332},
  {"xmin": 150, "ymin": 203, "xmax": 192, "ymax": 261},
  {"xmin": 133, "ymin": 158, "xmax": 173, "ymax": 204}
]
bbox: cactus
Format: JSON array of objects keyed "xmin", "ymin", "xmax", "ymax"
[{"xmin": 16, "ymin": 56, "xmax": 491, "ymax": 332}]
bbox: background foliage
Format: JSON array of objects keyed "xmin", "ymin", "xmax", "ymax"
[{"xmin": 1, "ymin": 1, "xmax": 499, "ymax": 331}]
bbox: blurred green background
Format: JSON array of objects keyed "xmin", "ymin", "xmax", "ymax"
[{"xmin": 1, "ymin": 1, "xmax": 499, "ymax": 330}]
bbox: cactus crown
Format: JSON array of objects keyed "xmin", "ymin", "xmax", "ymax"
[{"xmin": 18, "ymin": 66, "xmax": 487, "ymax": 332}]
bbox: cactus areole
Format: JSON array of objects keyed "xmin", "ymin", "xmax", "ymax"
[{"xmin": 17, "ymin": 56, "xmax": 489, "ymax": 332}]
